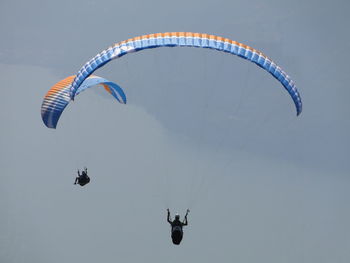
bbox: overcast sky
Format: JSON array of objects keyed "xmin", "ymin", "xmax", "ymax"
[{"xmin": 1, "ymin": 0, "xmax": 350, "ymax": 262}]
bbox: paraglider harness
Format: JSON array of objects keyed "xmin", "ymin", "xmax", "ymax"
[
  {"xmin": 167, "ymin": 209, "xmax": 189, "ymax": 245},
  {"xmin": 75, "ymin": 167, "xmax": 90, "ymax": 186}
]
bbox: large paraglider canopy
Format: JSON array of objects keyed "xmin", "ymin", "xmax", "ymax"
[{"xmin": 69, "ymin": 32, "xmax": 302, "ymax": 115}]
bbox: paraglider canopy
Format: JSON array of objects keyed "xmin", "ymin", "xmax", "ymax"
[
  {"xmin": 69, "ymin": 32, "xmax": 302, "ymax": 116},
  {"xmin": 41, "ymin": 75, "xmax": 126, "ymax": 129}
]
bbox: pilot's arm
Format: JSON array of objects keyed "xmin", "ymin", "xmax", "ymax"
[
  {"xmin": 167, "ymin": 209, "xmax": 172, "ymax": 224},
  {"xmin": 183, "ymin": 209, "xmax": 189, "ymax": 226},
  {"xmin": 182, "ymin": 216, "xmax": 188, "ymax": 226}
]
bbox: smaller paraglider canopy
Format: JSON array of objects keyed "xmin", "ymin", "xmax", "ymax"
[{"xmin": 41, "ymin": 75, "xmax": 127, "ymax": 129}]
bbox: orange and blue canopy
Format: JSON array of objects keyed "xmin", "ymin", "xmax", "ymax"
[
  {"xmin": 69, "ymin": 32, "xmax": 302, "ymax": 115},
  {"xmin": 41, "ymin": 75, "xmax": 126, "ymax": 128}
]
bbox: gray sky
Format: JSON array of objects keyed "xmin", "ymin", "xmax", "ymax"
[{"xmin": 1, "ymin": 0, "xmax": 350, "ymax": 262}]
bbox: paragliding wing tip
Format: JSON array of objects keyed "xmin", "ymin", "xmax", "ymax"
[
  {"xmin": 43, "ymin": 122, "xmax": 57, "ymax": 129},
  {"xmin": 297, "ymin": 106, "xmax": 302, "ymax": 116}
]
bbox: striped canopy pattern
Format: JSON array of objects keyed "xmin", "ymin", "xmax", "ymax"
[
  {"xmin": 69, "ymin": 32, "xmax": 302, "ymax": 115},
  {"xmin": 41, "ymin": 75, "xmax": 126, "ymax": 128}
]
